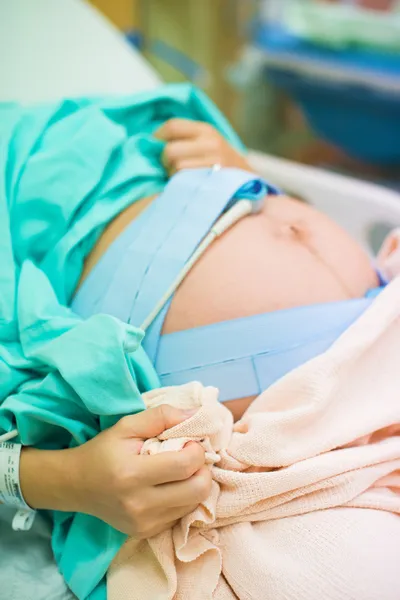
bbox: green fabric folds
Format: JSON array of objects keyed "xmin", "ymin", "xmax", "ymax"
[{"xmin": 0, "ymin": 83, "xmax": 243, "ymax": 599}]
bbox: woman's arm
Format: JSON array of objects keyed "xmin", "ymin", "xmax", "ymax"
[
  {"xmin": 19, "ymin": 405, "xmax": 211, "ymax": 539},
  {"xmin": 20, "ymin": 446, "xmax": 83, "ymax": 512}
]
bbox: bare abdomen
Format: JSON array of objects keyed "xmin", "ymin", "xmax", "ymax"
[{"xmin": 83, "ymin": 194, "xmax": 378, "ymax": 420}]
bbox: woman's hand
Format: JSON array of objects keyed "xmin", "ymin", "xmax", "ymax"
[
  {"xmin": 20, "ymin": 405, "xmax": 212, "ymax": 538},
  {"xmin": 155, "ymin": 118, "xmax": 252, "ymax": 175}
]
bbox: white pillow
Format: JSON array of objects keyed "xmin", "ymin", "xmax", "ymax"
[{"xmin": 0, "ymin": 0, "xmax": 162, "ymax": 104}]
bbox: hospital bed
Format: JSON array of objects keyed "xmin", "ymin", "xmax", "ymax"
[{"xmin": 1, "ymin": 1, "xmax": 400, "ymax": 600}]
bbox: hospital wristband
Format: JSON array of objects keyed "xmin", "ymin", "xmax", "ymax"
[{"xmin": 0, "ymin": 442, "xmax": 33, "ymax": 511}]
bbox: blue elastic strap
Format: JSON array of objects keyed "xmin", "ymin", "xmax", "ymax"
[{"xmin": 155, "ymin": 295, "xmax": 377, "ymax": 402}]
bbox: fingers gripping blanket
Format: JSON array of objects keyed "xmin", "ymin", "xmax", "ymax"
[{"xmin": 109, "ymin": 279, "xmax": 400, "ymax": 600}]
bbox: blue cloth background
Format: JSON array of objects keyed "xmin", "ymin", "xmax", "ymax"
[{"xmin": 0, "ymin": 83, "xmax": 243, "ymax": 599}]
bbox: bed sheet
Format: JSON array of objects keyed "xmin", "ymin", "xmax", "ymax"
[{"xmin": 0, "ymin": 507, "xmax": 76, "ymax": 600}]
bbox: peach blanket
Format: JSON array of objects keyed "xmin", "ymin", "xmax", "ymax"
[{"xmin": 108, "ymin": 278, "xmax": 400, "ymax": 600}]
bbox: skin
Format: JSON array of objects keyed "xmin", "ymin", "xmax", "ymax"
[{"xmin": 19, "ymin": 118, "xmax": 378, "ymax": 533}]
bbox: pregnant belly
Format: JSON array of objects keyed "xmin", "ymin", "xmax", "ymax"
[{"xmin": 82, "ymin": 193, "xmax": 378, "ymax": 420}]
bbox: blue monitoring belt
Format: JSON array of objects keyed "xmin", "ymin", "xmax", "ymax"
[{"xmin": 72, "ymin": 168, "xmax": 382, "ymax": 402}]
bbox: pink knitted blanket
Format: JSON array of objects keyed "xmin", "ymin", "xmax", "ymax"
[{"xmin": 108, "ymin": 278, "xmax": 400, "ymax": 600}]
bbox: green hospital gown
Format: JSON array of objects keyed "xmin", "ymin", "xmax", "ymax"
[{"xmin": 0, "ymin": 83, "xmax": 243, "ymax": 600}]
